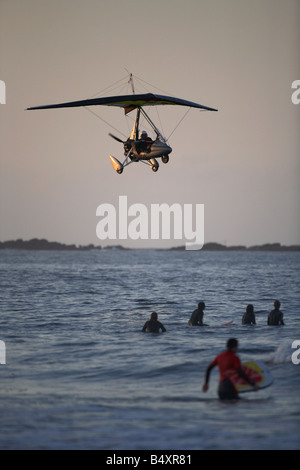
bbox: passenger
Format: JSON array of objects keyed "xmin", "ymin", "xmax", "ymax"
[
  {"xmin": 242, "ymin": 304, "xmax": 256, "ymax": 325},
  {"xmin": 267, "ymin": 300, "xmax": 285, "ymax": 325},
  {"xmin": 142, "ymin": 312, "xmax": 166, "ymax": 333},
  {"xmin": 188, "ymin": 302, "xmax": 205, "ymax": 326},
  {"xmin": 202, "ymin": 338, "xmax": 258, "ymax": 400}
]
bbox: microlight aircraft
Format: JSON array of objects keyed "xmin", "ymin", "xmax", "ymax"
[{"xmin": 27, "ymin": 74, "xmax": 217, "ymax": 174}]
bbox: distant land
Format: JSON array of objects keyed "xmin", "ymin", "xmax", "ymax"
[
  {"xmin": 0, "ymin": 238, "xmax": 300, "ymax": 251},
  {"xmin": 0, "ymin": 238, "xmax": 102, "ymax": 251},
  {"xmin": 170, "ymin": 242, "xmax": 300, "ymax": 251}
]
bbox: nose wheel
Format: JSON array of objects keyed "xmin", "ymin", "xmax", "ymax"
[{"xmin": 162, "ymin": 155, "xmax": 169, "ymax": 164}]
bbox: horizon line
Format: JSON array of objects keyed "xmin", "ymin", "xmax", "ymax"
[{"xmin": 0, "ymin": 238, "xmax": 300, "ymax": 252}]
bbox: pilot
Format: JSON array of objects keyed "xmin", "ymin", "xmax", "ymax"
[
  {"xmin": 139, "ymin": 130, "xmax": 152, "ymax": 152},
  {"xmin": 140, "ymin": 130, "xmax": 150, "ymax": 140}
]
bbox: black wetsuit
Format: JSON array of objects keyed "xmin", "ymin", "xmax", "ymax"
[
  {"xmin": 267, "ymin": 308, "xmax": 284, "ymax": 325},
  {"xmin": 142, "ymin": 320, "xmax": 166, "ymax": 333},
  {"xmin": 218, "ymin": 378, "xmax": 239, "ymax": 400},
  {"xmin": 242, "ymin": 311, "xmax": 256, "ymax": 325},
  {"xmin": 188, "ymin": 309, "xmax": 204, "ymax": 326}
]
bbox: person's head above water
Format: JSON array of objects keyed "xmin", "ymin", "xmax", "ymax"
[
  {"xmin": 274, "ymin": 300, "xmax": 281, "ymax": 309},
  {"xmin": 226, "ymin": 338, "xmax": 238, "ymax": 352},
  {"xmin": 198, "ymin": 301, "xmax": 205, "ymax": 310},
  {"xmin": 150, "ymin": 312, "xmax": 158, "ymax": 321},
  {"xmin": 246, "ymin": 304, "xmax": 254, "ymax": 313}
]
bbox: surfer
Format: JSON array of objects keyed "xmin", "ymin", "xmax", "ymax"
[
  {"xmin": 267, "ymin": 300, "xmax": 284, "ymax": 325},
  {"xmin": 188, "ymin": 302, "xmax": 205, "ymax": 326},
  {"xmin": 142, "ymin": 312, "xmax": 166, "ymax": 333},
  {"xmin": 242, "ymin": 304, "xmax": 256, "ymax": 325},
  {"xmin": 202, "ymin": 338, "xmax": 258, "ymax": 400}
]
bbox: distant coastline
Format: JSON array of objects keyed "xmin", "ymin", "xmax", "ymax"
[
  {"xmin": 170, "ymin": 242, "xmax": 300, "ymax": 251},
  {"xmin": 0, "ymin": 238, "xmax": 299, "ymax": 252},
  {"xmin": 0, "ymin": 238, "xmax": 102, "ymax": 251}
]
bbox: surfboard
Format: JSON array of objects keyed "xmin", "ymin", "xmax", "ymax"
[
  {"xmin": 225, "ymin": 360, "xmax": 273, "ymax": 393},
  {"xmin": 187, "ymin": 320, "xmax": 233, "ymax": 327}
]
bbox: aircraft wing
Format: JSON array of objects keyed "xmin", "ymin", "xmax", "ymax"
[{"xmin": 27, "ymin": 93, "xmax": 218, "ymax": 114}]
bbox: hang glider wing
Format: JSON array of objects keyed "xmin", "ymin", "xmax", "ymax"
[{"xmin": 27, "ymin": 93, "xmax": 218, "ymax": 114}]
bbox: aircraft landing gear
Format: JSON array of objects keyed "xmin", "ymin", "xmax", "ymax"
[
  {"xmin": 162, "ymin": 155, "xmax": 169, "ymax": 164},
  {"xmin": 109, "ymin": 155, "xmax": 124, "ymax": 174},
  {"xmin": 149, "ymin": 158, "xmax": 159, "ymax": 172}
]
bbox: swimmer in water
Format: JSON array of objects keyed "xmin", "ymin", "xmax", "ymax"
[
  {"xmin": 242, "ymin": 304, "xmax": 256, "ymax": 325},
  {"xmin": 267, "ymin": 300, "xmax": 285, "ymax": 325},
  {"xmin": 202, "ymin": 338, "xmax": 258, "ymax": 400},
  {"xmin": 142, "ymin": 312, "xmax": 166, "ymax": 333},
  {"xmin": 188, "ymin": 302, "xmax": 205, "ymax": 326}
]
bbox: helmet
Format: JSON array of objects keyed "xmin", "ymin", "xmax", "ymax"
[{"xmin": 141, "ymin": 131, "xmax": 148, "ymax": 138}]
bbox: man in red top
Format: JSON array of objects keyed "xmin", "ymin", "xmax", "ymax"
[{"xmin": 202, "ymin": 338, "xmax": 258, "ymax": 400}]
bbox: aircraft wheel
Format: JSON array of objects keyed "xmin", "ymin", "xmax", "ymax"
[
  {"xmin": 152, "ymin": 165, "xmax": 159, "ymax": 172},
  {"xmin": 117, "ymin": 168, "xmax": 123, "ymax": 174},
  {"xmin": 162, "ymin": 155, "xmax": 169, "ymax": 164}
]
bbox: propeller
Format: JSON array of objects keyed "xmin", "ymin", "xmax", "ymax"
[{"xmin": 108, "ymin": 133, "xmax": 125, "ymax": 143}]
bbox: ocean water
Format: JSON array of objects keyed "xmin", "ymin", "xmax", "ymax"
[{"xmin": 0, "ymin": 248, "xmax": 299, "ymax": 450}]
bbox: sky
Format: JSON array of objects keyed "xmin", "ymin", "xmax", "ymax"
[{"xmin": 0, "ymin": 0, "xmax": 299, "ymax": 248}]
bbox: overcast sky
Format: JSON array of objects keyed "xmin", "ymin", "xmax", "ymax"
[{"xmin": 0, "ymin": 0, "xmax": 299, "ymax": 248}]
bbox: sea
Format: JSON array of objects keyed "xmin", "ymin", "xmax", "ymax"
[{"xmin": 0, "ymin": 248, "xmax": 299, "ymax": 451}]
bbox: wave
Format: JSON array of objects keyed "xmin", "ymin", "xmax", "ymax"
[{"xmin": 264, "ymin": 342, "xmax": 292, "ymax": 364}]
